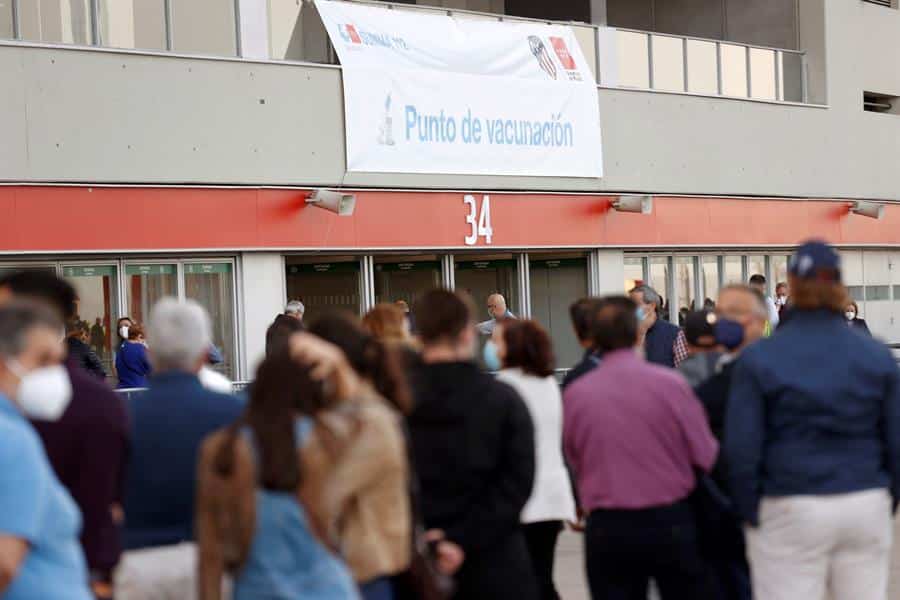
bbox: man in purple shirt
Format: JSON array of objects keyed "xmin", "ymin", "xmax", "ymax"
[{"xmin": 563, "ymin": 295, "xmax": 718, "ymax": 600}]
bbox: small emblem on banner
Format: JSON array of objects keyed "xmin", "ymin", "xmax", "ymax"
[
  {"xmin": 528, "ymin": 36, "xmax": 557, "ymax": 80},
  {"xmin": 378, "ymin": 93, "xmax": 395, "ymax": 146},
  {"xmin": 342, "ymin": 24, "xmax": 362, "ymax": 44},
  {"xmin": 549, "ymin": 36, "xmax": 576, "ymax": 70}
]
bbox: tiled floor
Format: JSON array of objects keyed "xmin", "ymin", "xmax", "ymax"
[{"xmin": 555, "ymin": 517, "xmax": 900, "ymax": 600}]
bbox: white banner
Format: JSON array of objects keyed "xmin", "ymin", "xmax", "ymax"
[{"xmin": 315, "ymin": 0, "xmax": 603, "ymax": 178}]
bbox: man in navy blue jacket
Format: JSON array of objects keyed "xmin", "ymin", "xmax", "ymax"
[
  {"xmin": 724, "ymin": 240, "xmax": 900, "ymax": 600},
  {"xmin": 630, "ymin": 285, "xmax": 688, "ymax": 368},
  {"xmin": 118, "ymin": 298, "xmax": 242, "ymax": 597}
]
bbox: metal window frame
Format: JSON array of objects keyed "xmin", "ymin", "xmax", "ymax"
[
  {"xmin": 164, "ymin": 0, "xmax": 174, "ymax": 51},
  {"xmin": 517, "ymin": 253, "xmax": 532, "ymax": 319},
  {"xmin": 11, "ymin": 0, "xmax": 19, "ymax": 39}
]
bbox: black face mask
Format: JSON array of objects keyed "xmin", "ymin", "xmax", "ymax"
[{"xmin": 714, "ymin": 318, "xmax": 745, "ymax": 351}]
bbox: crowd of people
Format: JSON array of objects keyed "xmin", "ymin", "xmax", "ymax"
[{"xmin": 0, "ymin": 239, "xmax": 897, "ymax": 600}]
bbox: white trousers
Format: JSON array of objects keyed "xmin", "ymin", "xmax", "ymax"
[
  {"xmin": 114, "ymin": 542, "xmax": 199, "ymax": 600},
  {"xmin": 745, "ymin": 489, "xmax": 893, "ymax": 600}
]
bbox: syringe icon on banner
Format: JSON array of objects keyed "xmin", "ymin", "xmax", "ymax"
[{"xmin": 378, "ymin": 93, "xmax": 396, "ymax": 146}]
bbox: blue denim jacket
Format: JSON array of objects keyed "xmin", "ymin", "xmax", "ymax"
[{"xmin": 724, "ymin": 310, "xmax": 900, "ymax": 525}]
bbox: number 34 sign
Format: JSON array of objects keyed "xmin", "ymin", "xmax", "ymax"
[{"xmin": 463, "ymin": 195, "xmax": 494, "ymax": 246}]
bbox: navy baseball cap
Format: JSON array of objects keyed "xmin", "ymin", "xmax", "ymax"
[
  {"xmin": 684, "ymin": 310, "xmax": 717, "ymax": 348},
  {"xmin": 788, "ymin": 240, "xmax": 842, "ymax": 281}
]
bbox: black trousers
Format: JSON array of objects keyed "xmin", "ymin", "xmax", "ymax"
[
  {"xmin": 522, "ymin": 521, "xmax": 563, "ymax": 600},
  {"xmin": 585, "ymin": 499, "xmax": 712, "ymax": 600}
]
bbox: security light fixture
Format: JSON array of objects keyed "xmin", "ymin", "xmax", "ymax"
[
  {"xmin": 306, "ymin": 189, "xmax": 357, "ymax": 217},
  {"xmin": 850, "ymin": 200, "xmax": 885, "ymax": 220},
  {"xmin": 613, "ymin": 195, "xmax": 653, "ymax": 215}
]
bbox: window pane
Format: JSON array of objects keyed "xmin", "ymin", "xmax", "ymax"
[
  {"xmin": 701, "ymin": 256, "xmax": 719, "ymax": 306},
  {"xmin": 746, "ymin": 255, "xmax": 766, "ymax": 286},
  {"xmin": 100, "ymin": 0, "xmax": 166, "ymax": 50},
  {"xmin": 285, "ymin": 257, "xmax": 361, "ymax": 323},
  {"xmin": 63, "ymin": 265, "xmax": 120, "ymax": 380},
  {"xmin": 20, "ymin": 0, "xmax": 93, "ymax": 44},
  {"xmin": 847, "ymin": 286, "xmax": 864, "ymax": 302},
  {"xmin": 749, "ymin": 48, "xmax": 776, "ymax": 100},
  {"xmin": 0, "ymin": 264, "xmax": 56, "ymax": 277},
  {"xmin": 184, "ymin": 263, "xmax": 236, "ymax": 380},
  {"xmin": 624, "ymin": 257, "xmax": 644, "ymax": 292},
  {"xmin": 771, "ymin": 256, "xmax": 789, "ymax": 287},
  {"xmin": 720, "ymin": 43, "xmax": 748, "ymax": 97},
  {"xmin": 781, "ymin": 51, "xmax": 804, "ymax": 102},
  {"xmin": 0, "ymin": 0, "xmax": 13, "ymax": 39},
  {"xmin": 649, "ymin": 257, "xmax": 671, "ymax": 322},
  {"xmin": 723, "ymin": 256, "xmax": 742, "ymax": 285},
  {"xmin": 172, "ymin": 0, "xmax": 236, "ymax": 56},
  {"xmin": 865, "ymin": 285, "xmax": 891, "ymax": 301},
  {"xmin": 374, "ymin": 257, "xmax": 442, "ymax": 311},
  {"xmin": 126, "ymin": 264, "xmax": 178, "ymax": 328},
  {"xmin": 617, "ymin": 30, "xmax": 650, "ymax": 89},
  {"xmin": 651, "ymin": 35, "xmax": 684, "ymax": 92},
  {"xmin": 686, "ymin": 39, "xmax": 718, "ymax": 95},
  {"xmin": 675, "ymin": 257, "xmax": 696, "ymax": 323}
]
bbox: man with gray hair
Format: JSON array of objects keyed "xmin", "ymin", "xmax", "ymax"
[
  {"xmin": 284, "ymin": 299, "xmax": 305, "ymax": 322},
  {"xmin": 116, "ymin": 298, "xmax": 242, "ymax": 600},
  {"xmin": 629, "ymin": 285, "xmax": 689, "ymax": 368}
]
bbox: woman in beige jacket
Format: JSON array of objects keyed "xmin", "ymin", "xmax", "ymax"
[{"xmin": 196, "ymin": 332, "xmax": 410, "ymax": 600}]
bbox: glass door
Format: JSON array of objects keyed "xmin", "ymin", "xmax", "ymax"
[
  {"xmin": 184, "ymin": 262, "xmax": 237, "ymax": 379},
  {"xmin": 62, "ymin": 265, "xmax": 120, "ymax": 378},
  {"xmin": 454, "ymin": 255, "xmax": 521, "ymax": 320},
  {"xmin": 374, "ymin": 256, "xmax": 442, "ymax": 308},
  {"xmin": 529, "ymin": 256, "xmax": 588, "ymax": 371}
]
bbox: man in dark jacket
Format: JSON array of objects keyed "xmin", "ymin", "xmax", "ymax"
[
  {"xmin": 725, "ymin": 241, "xmax": 900, "ymax": 600},
  {"xmin": 66, "ymin": 319, "xmax": 107, "ymax": 379},
  {"xmin": 561, "ymin": 297, "xmax": 603, "ymax": 390},
  {"xmin": 630, "ymin": 285, "xmax": 688, "ymax": 368},
  {"xmin": 409, "ymin": 289, "xmax": 537, "ymax": 600},
  {"xmin": 118, "ymin": 298, "xmax": 242, "ymax": 596},
  {"xmin": 693, "ymin": 285, "xmax": 768, "ymax": 600}
]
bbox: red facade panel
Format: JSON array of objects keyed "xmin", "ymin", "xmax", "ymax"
[{"xmin": 0, "ymin": 186, "xmax": 896, "ymax": 252}]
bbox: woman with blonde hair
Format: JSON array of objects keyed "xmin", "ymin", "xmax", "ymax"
[{"xmin": 363, "ymin": 304, "xmax": 411, "ymax": 343}]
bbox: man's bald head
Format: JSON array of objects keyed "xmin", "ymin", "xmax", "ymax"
[
  {"xmin": 487, "ymin": 294, "xmax": 508, "ymax": 319},
  {"xmin": 717, "ymin": 285, "xmax": 768, "ymax": 349}
]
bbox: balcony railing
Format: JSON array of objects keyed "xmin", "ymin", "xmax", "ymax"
[
  {"xmin": 0, "ymin": 0, "xmax": 810, "ymax": 105},
  {"xmin": 608, "ymin": 28, "xmax": 807, "ymax": 103}
]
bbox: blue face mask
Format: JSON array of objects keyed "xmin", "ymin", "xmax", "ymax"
[
  {"xmin": 636, "ymin": 307, "xmax": 646, "ymax": 322},
  {"xmin": 482, "ymin": 340, "xmax": 502, "ymax": 371},
  {"xmin": 714, "ymin": 318, "xmax": 745, "ymax": 351}
]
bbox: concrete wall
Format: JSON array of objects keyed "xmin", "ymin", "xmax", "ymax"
[
  {"xmin": 0, "ymin": 1, "xmax": 898, "ymax": 200},
  {"xmin": 239, "ymin": 252, "xmax": 285, "ymax": 377}
]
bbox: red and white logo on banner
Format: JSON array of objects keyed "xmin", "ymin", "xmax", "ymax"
[
  {"xmin": 344, "ymin": 24, "xmax": 362, "ymax": 44},
  {"xmin": 549, "ymin": 36, "xmax": 576, "ymax": 70}
]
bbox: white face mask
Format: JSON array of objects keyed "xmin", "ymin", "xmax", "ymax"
[
  {"xmin": 7, "ymin": 360, "xmax": 73, "ymax": 421},
  {"xmin": 845, "ymin": 311, "xmax": 857, "ymax": 321},
  {"xmin": 119, "ymin": 326, "xmax": 129, "ymax": 340}
]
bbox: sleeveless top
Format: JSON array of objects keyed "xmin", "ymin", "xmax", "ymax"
[{"xmin": 234, "ymin": 418, "xmax": 358, "ymax": 600}]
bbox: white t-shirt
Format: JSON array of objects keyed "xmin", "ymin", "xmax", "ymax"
[
  {"xmin": 496, "ymin": 368, "xmax": 577, "ymax": 524},
  {"xmin": 198, "ymin": 367, "xmax": 233, "ymax": 394}
]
